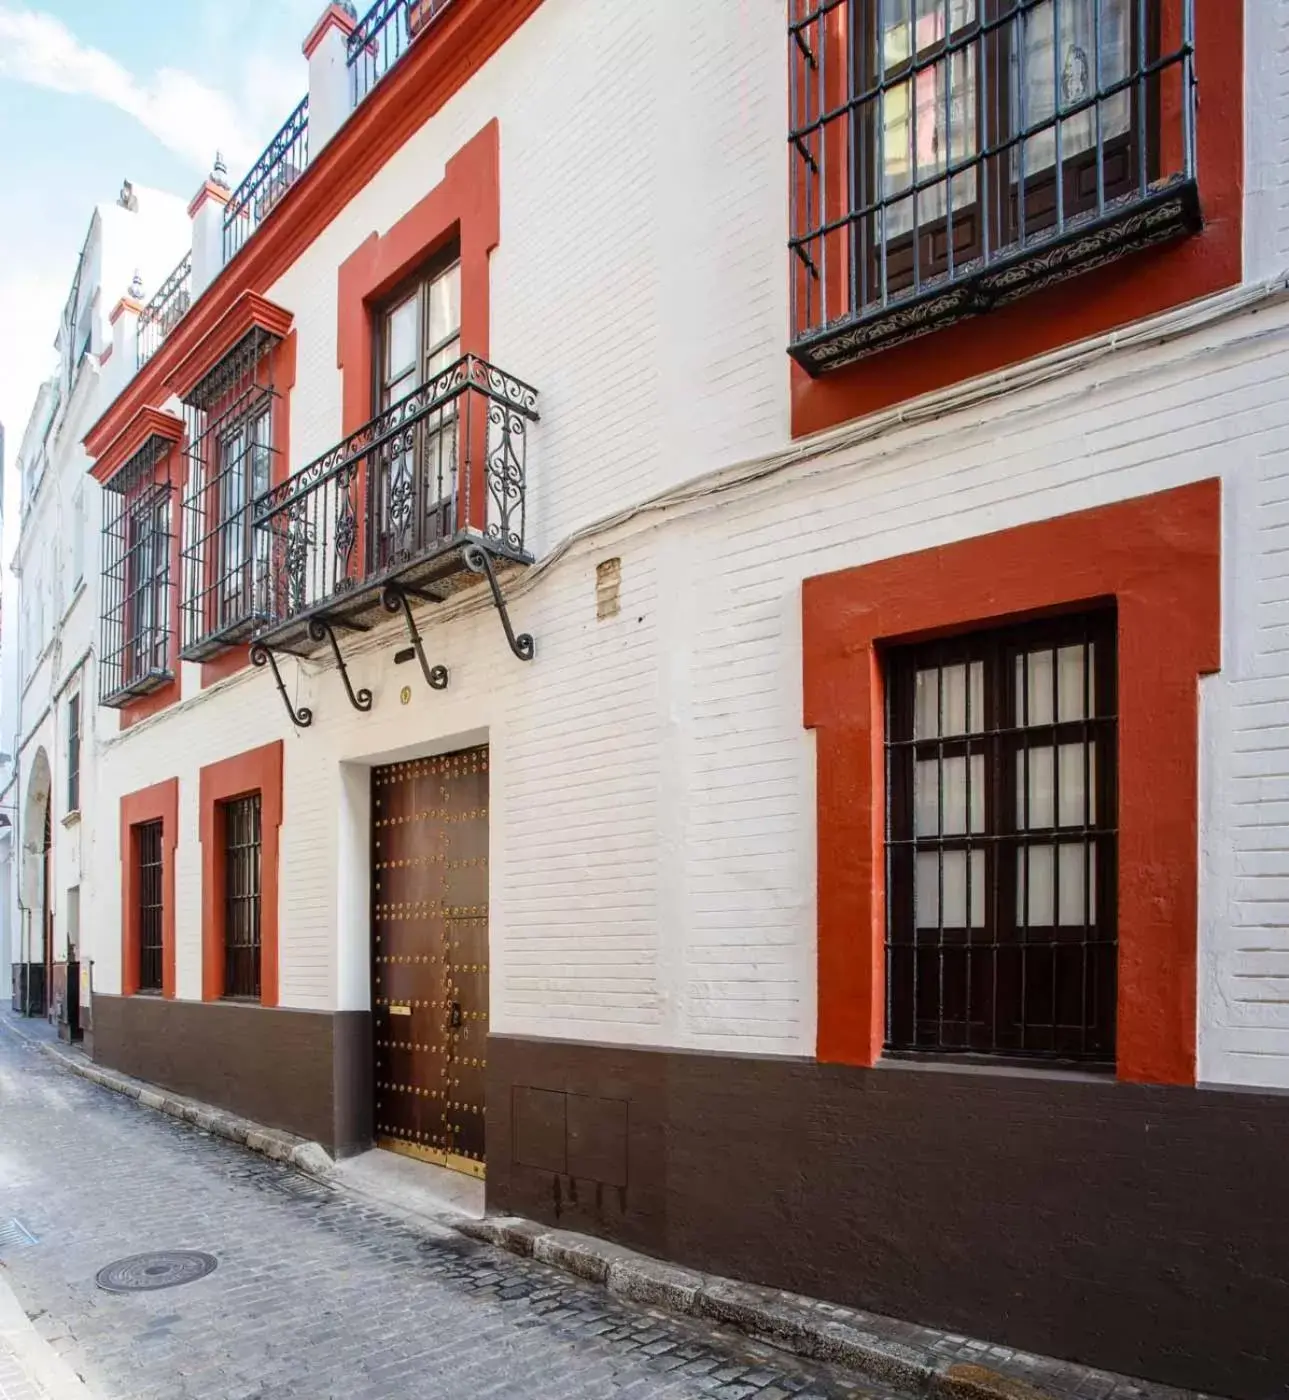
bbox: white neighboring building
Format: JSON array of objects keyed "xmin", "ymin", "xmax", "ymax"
[{"xmin": 3, "ymin": 183, "xmax": 188, "ymax": 1028}]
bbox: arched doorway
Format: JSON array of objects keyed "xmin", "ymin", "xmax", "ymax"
[{"xmin": 18, "ymin": 750, "xmax": 52, "ymax": 1016}]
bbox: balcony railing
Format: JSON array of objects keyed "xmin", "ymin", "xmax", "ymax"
[
  {"xmin": 348, "ymin": 0, "xmax": 456, "ymax": 105},
  {"xmin": 252, "ymin": 354, "xmax": 537, "ymax": 653},
  {"xmin": 223, "ymin": 96, "xmax": 310, "ymax": 264},
  {"xmin": 788, "ymin": 0, "xmax": 1199, "ymax": 374},
  {"xmin": 137, "ymin": 252, "xmax": 193, "ymax": 368}
]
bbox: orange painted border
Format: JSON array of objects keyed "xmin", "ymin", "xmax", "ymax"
[
  {"xmin": 336, "ymin": 119, "xmax": 499, "ymax": 545},
  {"xmin": 304, "ymin": 1, "xmax": 358, "ymax": 58},
  {"xmin": 337, "ymin": 118, "xmax": 498, "ymax": 434},
  {"xmin": 83, "ymin": 0, "xmax": 540, "ymax": 467},
  {"xmin": 199, "ymin": 741, "xmax": 284, "ymax": 1006},
  {"xmin": 120, "ymin": 779, "xmax": 179, "ymax": 999},
  {"xmin": 802, "ymin": 479, "xmax": 1221, "ymax": 1086},
  {"xmin": 89, "ymin": 407, "xmax": 182, "ymax": 486},
  {"xmin": 789, "ymin": 3, "xmax": 1244, "ymax": 439}
]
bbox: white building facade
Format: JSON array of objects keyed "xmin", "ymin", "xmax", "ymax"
[
  {"xmin": 68, "ymin": 2, "xmax": 1289, "ymax": 1395},
  {"xmin": 3, "ymin": 186, "xmax": 189, "ymax": 1030}
]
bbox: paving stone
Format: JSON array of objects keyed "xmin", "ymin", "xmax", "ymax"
[{"xmin": 0, "ymin": 1022, "xmax": 894, "ymax": 1400}]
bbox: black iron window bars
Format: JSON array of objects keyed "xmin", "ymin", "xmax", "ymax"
[
  {"xmin": 137, "ymin": 820, "xmax": 164, "ymax": 994},
  {"xmin": 222, "ymin": 794, "xmax": 263, "ymax": 1001},
  {"xmin": 222, "ymin": 96, "xmax": 309, "ymax": 264},
  {"xmin": 180, "ymin": 329, "xmax": 281, "ymax": 661},
  {"xmin": 348, "ymin": 0, "xmax": 457, "ymax": 106},
  {"xmin": 252, "ymin": 353, "xmax": 537, "ymax": 645},
  {"xmin": 789, "ymin": 0, "xmax": 1198, "ymax": 372},
  {"xmin": 137, "ymin": 252, "xmax": 193, "ymax": 369},
  {"xmin": 885, "ymin": 610, "xmax": 1117, "ymax": 1064},
  {"xmin": 99, "ymin": 436, "xmax": 175, "ymax": 707}
]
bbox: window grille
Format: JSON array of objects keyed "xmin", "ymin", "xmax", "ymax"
[
  {"xmin": 788, "ymin": 0, "xmax": 1198, "ymax": 372},
  {"xmin": 885, "ymin": 610, "xmax": 1117, "ymax": 1064},
  {"xmin": 223, "ymin": 794, "xmax": 262, "ymax": 1000},
  {"xmin": 180, "ymin": 330, "xmax": 280, "ymax": 661},
  {"xmin": 66, "ymin": 695, "xmax": 80, "ymax": 814},
  {"xmin": 137, "ymin": 820, "xmax": 164, "ymax": 994},
  {"xmin": 99, "ymin": 437, "xmax": 174, "ymax": 706}
]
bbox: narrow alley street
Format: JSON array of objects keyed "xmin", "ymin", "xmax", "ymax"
[{"xmin": 0, "ymin": 1026, "xmax": 888, "ymax": 1400}]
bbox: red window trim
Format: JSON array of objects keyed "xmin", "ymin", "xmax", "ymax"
[
  {"xmin": 120, "ymin": 778, "xmax": 178, "ymax": 999},
  {"xmin": 336, "ymin": 118, "xmax": 499, "ymax": 556},
  {"xmin": 788, "ymin": 2, "xmax": 1243, "ymax": 440},
  {"xmin": 199, "ymin": 741, "xmax": 284, "ymax": 1007},
  {"xmin": 802, "ymin": 479, "xmax": 1220, "ymax": 1086}
]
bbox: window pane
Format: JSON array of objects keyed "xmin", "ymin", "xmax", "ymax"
[
  {"xmin": 1057, "ymin": 642, "xmax": 1095, "ymax": 721},
  {"xmin": 385, "ymin": 295, "xmax": 418, "ymax": 381},
  {"xmin": 914, "ymin": 660, "xmax": 984, "ymax": 737},
  {"xmin": 916, "ymin": 753, "xmax": 985, "ymax": 835},
  {"xmin": 1016, "ymin": 841, "xmax": 1097, "ymax": 926},
  {"xmin": 917, "ymin": 848, "xmax": 985, "ymax": 928},
  {"xmin": 1014, "ymin": 0, "xmax": 1130, "ymax": 178},
  {"xmin": 1017, "ymin": 740, "xmax": 1097, "ymax": 829},
  {"xmin": 882, "ymin": 49, "xmax": 978, "ymax": 241},
  {"xmin": 427, "ymin": 262, "xmax": 461, "ymax": 353}
]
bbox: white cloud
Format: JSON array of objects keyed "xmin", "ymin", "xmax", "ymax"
[{"xmin": 0, "ymin": 7, "xmax": 263, "ymax": 171}]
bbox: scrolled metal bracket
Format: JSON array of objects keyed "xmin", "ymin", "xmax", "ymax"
[
  {"xmin": 462, "ymin": 544, "xmax": 534, "ymax": 662},
  {"xmin": 307, "ymin": 618, "xmax": 373, "ymax": 713},
  {"xmin": 382, "ymin": 585, "xmax": 448, "ymax": 690},
  {"xmin": 250, "ymin": 643, "xmax": 314, "ymax": 729}
]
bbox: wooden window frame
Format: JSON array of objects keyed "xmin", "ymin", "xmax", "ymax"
[
  {"xmin": 884, "ymin": 609, "xmax": 1118, "ymax": 1064},
  {"xmin": 802, "ymin": 479, "xmax": 1219, "ymax": 1085}
]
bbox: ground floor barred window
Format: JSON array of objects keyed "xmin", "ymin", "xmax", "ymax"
[{"xmin": 884, "ymin": 609, "xmax": 1117, "ymax": 1063}]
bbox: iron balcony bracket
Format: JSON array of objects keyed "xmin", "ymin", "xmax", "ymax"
[
  {"xmin": 307, "ymin": 617, "xmax": 373, "ymax": 713},
  {"xmin": 250, "ymin": 643, "xmax": 314, "ymax": 729},
  {"xmin": 463, "ymin": 544, "xmax": 535, "ymax": 662},
  {"xmin": 382, "ymin": 584, "xmax": 448, "ymax": 691}
]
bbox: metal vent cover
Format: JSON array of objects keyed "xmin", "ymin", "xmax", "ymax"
[{"xmin": 0, "ymin": 1219, "xmax": 37, "ymax": 1254}]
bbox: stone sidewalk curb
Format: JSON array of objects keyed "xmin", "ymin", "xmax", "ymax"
[
  {"xmin": 0, "ymin": 1018, "xmax": 333, "ymax": 1180},
  {"xmin": 1, "ymin": 1018, "xmax": 1213, "ymax": 1400}
]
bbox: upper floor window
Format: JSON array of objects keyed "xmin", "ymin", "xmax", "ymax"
[
  {"xmin": 222, "ymin": 793, "xmax": 263, "ymax": 1000},
  {"xmin": 180, "ymin": 330, "xmax": 280, "ymax": 661},
  {"xmin": 788, "ymin": 0, "xmax": 1198, "ymax": 373},
  {"xmin": 100, "ymin": 435, "xmax": 175, "ymax": 707},
  {"xmin": 884, "ymin": 610, "xmax": 1117, "ymax": 1065},
  {"xmin": 66, "ymin": 694, "xmax": 80, "ymax": 815},
  {"xmin": 372, "ymin": 250, "xmax": 461, "ymax": 572}
]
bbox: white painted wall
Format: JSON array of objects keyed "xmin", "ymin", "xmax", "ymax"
[
  {"xmin": 82, "ymin": 0, "xmax": 1289, "ymax": 1087},
  {"xmin": 6, "ymin": 193, "xmax": 188, "ymax": 1008}
]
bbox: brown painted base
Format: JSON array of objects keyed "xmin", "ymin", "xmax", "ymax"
[
  {"xmin": 92, "ymin": 994, "xmax": 372, "ymax": 1156},
  {"xmin": 486, "ymin": 1034, "xmax": 1289, "ymax": 1400}
]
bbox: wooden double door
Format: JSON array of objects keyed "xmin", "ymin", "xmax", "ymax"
[{"xmin": 371, "ymin": 745, "xmax": 489, "ymax": 1176}]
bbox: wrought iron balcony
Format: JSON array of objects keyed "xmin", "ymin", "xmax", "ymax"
[
  {"xmin": 137, "ymin": 252, "xmax": 192, "ymax": 368},
  {"xmin": 251, "ymin": 354, "xmax": 537, "ymax": 656},
  {"xmin": 788, "ymin": 0, "xmax": 1199, "ymax": 374},
  {"xmin": 223, "ymin": 96, "xmax": 310, "ymax": 264},
  {"xmin": 348, "ymin": 0, "xmax": 456, "ymax": 105}
]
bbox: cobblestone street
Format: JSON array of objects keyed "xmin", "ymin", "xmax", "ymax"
[{"xmin": 0, "ymin": 1027, "xmax": 893, "ymax": 1400}]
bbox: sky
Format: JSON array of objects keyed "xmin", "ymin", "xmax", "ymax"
[{"xmin": 0, "ymin": 0, "xmax": 327, "ymax": 462}]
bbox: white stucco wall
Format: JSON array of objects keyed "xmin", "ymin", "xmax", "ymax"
[{"xmin": 80, "ymin": 0, "xmax": 1289, "ymax": 1088}]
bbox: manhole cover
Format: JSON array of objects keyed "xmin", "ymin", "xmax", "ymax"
[{"xmin": 95, "ymin": 1251, "xmax": 217, "ymax": 1293}]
